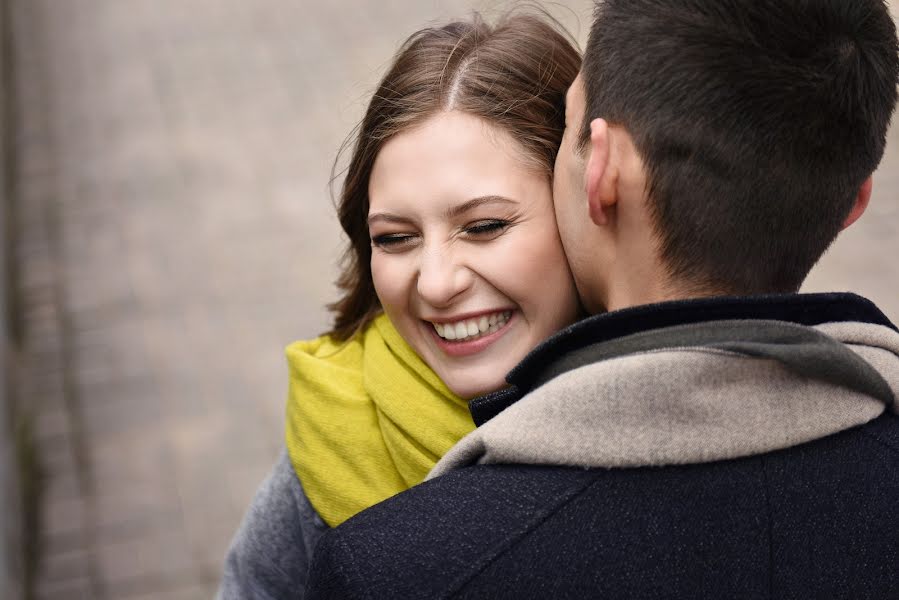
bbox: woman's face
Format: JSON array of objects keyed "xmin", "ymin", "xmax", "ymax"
[{"xmin": 368, "ymin": 111, "xmax": 580, "ymax": 399}]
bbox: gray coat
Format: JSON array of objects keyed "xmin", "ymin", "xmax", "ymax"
[{"xmin": 217, "ymin": 450, "xmax": 327, "ymax": 600}]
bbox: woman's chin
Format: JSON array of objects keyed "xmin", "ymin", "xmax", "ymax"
[{"xmin": 442, "ymin": 374, "xmax": 512, "ymax": 401}]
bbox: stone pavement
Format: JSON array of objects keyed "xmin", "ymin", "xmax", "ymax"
[{"xmin": 8, "ymin": 1, "xmax": 898, "ymax": 599}]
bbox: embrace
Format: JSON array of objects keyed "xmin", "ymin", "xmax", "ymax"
[{"xmin": 221, "ymin": 1, "xmax": 899, "ymax": 598}]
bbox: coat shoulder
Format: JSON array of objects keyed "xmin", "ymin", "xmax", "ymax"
[{"xmin": 307, "ymin": 417, "xmax": 899, "ymax": 599}]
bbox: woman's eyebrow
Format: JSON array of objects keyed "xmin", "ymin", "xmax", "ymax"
[
  {"xmin": 445, "ymin": 195, "xmax": 516, "ymax": 219},
  {"xmin": 368, "ymin": 196, "xmax": 516, "ymax": 226},
  {"xmin": 367, "ymin": 213, "xmax": 414, "ymax": 227}
]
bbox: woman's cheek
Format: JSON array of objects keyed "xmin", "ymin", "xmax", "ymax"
[
  {"xmin": 370, "ymin": 254, "xmax": 392, "ymax": 305},
  {"xmin": 371, "ymin": 254, "xmax": 409, "ymax": 310},
  {"xmin": 510, "ymin": 225, "xmax": 579, "ymax": 318}
]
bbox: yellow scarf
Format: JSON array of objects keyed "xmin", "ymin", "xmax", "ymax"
[{"xmin": 285, "ymin": 313, "xmax": 475, "ymax": 527}]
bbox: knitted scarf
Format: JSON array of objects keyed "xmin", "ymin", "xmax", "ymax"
[{"xmin": 285, "ymin": 313, "xmax": 475, "ymax": 527}]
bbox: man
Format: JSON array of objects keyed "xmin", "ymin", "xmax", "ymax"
[{"xmin": 307, "ymin": 0, "xmax": 899, "ymax": 597}]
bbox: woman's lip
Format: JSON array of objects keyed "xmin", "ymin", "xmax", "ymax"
[{"xmin": 428, "ymin": 312, "xmax": 516, "ymax": 357}]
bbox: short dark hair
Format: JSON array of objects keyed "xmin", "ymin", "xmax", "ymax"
[
  {"xmin": 581, "ymin": 0, "xmax": 899, "ymax": 294},
  {"xmin": 328, "ymin": 12, "xmax": 580, "ymax": 340}
]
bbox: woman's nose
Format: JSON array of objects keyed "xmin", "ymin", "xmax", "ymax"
[{"xmin": 416, "ymin": 248, "xmax": 473, "ymax": 308}]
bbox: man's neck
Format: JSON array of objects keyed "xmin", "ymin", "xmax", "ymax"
[{"xmin": 602, "ymin": 272, "xmax": 725, "ymax": 313}]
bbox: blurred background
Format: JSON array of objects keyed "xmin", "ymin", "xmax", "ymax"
[{"xmin": 1, "ymin": 1, "xmax": 896, "ymax": 598}]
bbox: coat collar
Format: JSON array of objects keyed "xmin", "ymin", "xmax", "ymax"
[{"xmin": 470, "ymin": 293, "xmax": 896, "ymax": 426}]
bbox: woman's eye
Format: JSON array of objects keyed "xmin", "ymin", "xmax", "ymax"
[
  {"xmin": 371, "ymin": 233, "xmax": 418, "ymax": 251},
  {"xmin": 464, "ymin": 220, "xmax": 510, "ymax": 239}
]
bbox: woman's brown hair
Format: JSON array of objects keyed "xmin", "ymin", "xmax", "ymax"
[{"xmin": 328, "ymin": 11, "xmax": 581, "ymax": 340}]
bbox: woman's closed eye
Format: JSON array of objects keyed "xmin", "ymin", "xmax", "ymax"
[
  {"xmin": 371, "ymin": 233, "xmax": 419, "ymax": 252},
  {"xmin": 463, "ymin": 219, "xmax": 511, "ymax": 240},
  {"xmin": 371, "ymin": 219, "xmax": 512, "ymax": 252}
]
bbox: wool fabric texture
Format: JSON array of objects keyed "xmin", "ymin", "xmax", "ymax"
[{"xmin": 285, "ymin": 313, "xmax": 474, "ymax": 527}]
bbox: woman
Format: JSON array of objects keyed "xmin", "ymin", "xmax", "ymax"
[{"xmin": 218, "ymin": 11, "xmax": 581, "ymax": 599}]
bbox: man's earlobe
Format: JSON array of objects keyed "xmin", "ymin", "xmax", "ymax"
[
  {"xmin": 585, "ymin": 118, "xmax": 616, "ymax": 226},
  {"xmin": 842, "ymin": 176, "xmax": 872, "ymax": 230}
]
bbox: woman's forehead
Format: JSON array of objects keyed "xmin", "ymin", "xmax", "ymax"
[{"xmin": 368, "ymin": 112, "xmax": 547, "ymax": 215}]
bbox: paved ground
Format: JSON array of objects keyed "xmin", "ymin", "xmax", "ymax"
[{"xmin": 9, "ymin": 1, "xmax": 897, "ymax": 598}]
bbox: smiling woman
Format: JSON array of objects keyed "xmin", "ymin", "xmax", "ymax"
[
  {"xmin": 368, "ymin": 110, "xmax": 580, "ymax": 398},
  {"xmin": 218, "ymin": 11, "xmax": 581, "ymax": 600}
]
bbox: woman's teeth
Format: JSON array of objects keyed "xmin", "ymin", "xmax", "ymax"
[{"xmin": 432, "ymin": 311, "xmax": 512, "ymax": 342}]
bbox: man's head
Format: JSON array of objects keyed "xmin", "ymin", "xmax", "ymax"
[{"xmin": 554, "ymin": 0, "xmax": 899, "ymax": 312}]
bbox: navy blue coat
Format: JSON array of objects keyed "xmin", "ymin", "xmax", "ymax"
[
  {"xmin": 307, "ymin": 416, "xmax": 899, "ymax": 598},
  {"xmin": 307, "ymin": 295, "xmax": 899, "ymax": 599}
]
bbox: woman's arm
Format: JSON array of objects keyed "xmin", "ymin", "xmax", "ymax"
[{"xmin": 217, "ymin": 449, "xmax": 329, "ymax": 600}]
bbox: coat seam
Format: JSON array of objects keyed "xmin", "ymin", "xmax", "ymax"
[
  {"xmin": 440, "ymin": 472, "xmax": 599, "ymax": 598},
  {"xmin": 333, "ymin": 533, "xmax": 375, "ymax": 600},
  {"xmin": 759, "ymin": 457, "xmax": 775, "ymax": 600}
]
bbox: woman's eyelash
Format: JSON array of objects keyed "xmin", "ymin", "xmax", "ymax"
[
  {"xmin": 371, "ymin": 233, "xmax": 416, "ymax": 248},
  {"xmin": 371, "ymin": 220, "xmax": 510, "ymax": 249},
  {"xmin": 465, "ymin": 220, "xmax": 510, "ymax": 236}
]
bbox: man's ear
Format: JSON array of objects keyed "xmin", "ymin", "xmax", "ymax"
[
  {"xmin": 584, "ymin": 118, "xmax": 617, "ymax": 226},
  {"xmin": 842, "ymin": 176, "xmax": 872, "ymax": 230}
]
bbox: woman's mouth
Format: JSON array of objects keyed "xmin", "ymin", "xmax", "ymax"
[
  {"xmin": 426, "ymin": 310, "xmax": 514, "ymax": 357},
  {"xmin": 432, "ymin": 310, "xmax": 512, "ymax": 341}
]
